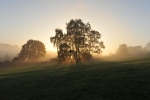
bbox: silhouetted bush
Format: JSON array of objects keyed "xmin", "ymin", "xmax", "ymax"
[{"xmin": 12, "ymin": 57, "xmax": 21, "ymax": 62}]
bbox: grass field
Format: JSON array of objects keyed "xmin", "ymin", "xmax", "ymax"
[{"xmin": 1, "ymin": 57, "xmax": 150, "ymax": 100}]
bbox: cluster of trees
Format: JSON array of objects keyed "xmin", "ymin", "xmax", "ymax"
[
  {"xmin": 12, "ymin": 39, "xmax": 46, "ymax": 62},
  {"xmin": 115, "ymin": 42, "xmax": 150, "ymax": 57},
  {"xmin": 50, "ymin": 19, "xmax": 105, "ymax": 64}
]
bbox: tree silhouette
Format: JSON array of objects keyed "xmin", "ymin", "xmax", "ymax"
[
  {"xmin": 116, "ymin": 44, "xmax": 128, "ymax": 56},
  {"xmin": 18, "ymin": 39, "xmax": 46, "ymax": 61},
  {"xmin": 50, "ymin": 19, "xmax": 105, "ymax": 64}
]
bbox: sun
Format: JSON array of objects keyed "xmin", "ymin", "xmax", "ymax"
[{"xmin": 45, "ymin": 43, "xmax": 57, "ymax": 52}]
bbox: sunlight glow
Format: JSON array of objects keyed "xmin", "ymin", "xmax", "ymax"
[{"xmin": 45, "ymin": 43, "xmax": 57, "ymax": 52}]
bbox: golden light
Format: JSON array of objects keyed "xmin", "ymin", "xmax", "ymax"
[{"xmin": 45, "ymin": 43, "xmax": 57, "ymax": 52}]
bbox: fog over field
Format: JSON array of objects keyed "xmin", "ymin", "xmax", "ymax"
[
  {"xmin": 0, "ymin": 43, "xmax": 20, "ymax": 59},
  {"xmin": 0, "ymin": 43, "xmax": 57, "ymax": 61}
]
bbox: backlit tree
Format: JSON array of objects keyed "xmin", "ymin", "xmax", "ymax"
[
  {"xmin": 50, "ymin": 19, "xmax": 105, "ymax": 64},
  {"xmin": 18, "ymin": 39, "xmax": 46, "ymax": 61}
]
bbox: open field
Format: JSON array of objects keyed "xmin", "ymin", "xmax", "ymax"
[{"xmin": 1, "ymin": 57, "xmax": 150, "ymax": 100}]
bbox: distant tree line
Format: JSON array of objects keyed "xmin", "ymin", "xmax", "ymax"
[{"xmin": 113, "ymin": 42, "xmax": 150, "ymax": 57}]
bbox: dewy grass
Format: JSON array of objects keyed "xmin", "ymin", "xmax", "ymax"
[{"xmin": 1, "ymin": 57, "xmax": 150, "ymax": 100}]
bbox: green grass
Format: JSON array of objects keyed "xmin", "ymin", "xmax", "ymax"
[{"xmin": 1, "ymin": 57, "xmax": 150, "ymax": 100}]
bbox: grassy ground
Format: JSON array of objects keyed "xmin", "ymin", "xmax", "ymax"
[{"xmin": 0, "ymin": 57, "xmax": 150, "ymax": 100}]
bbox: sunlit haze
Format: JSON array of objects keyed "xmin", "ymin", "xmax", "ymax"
[{"xmin": 1, "ymin": 0, "xmax": 150, "ymax": 55}]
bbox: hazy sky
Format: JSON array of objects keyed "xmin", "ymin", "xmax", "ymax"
[{"xmin": 0, "ymin": 0, "xmax": 150, "ymax": 55}]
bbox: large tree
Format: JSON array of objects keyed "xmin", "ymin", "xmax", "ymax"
[
  {"xmin": 50, "ymin": 19, "xmax": 105, "ymax": 64},
  {"xmin": 18, "ymin": 39, "xmax": 46, "ymax": 61}
]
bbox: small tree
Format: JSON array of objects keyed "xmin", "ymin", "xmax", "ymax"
[
  {"xmin": 116, "ymin": 44, "xmax": 128, "ymax": 56},
  {"xmin": 19, "ymin": 39, "xmax": 46, "ymax": 61},
  {"xmin": 50, "ymin": 19, "xmax": 105, "ymax": 64}
]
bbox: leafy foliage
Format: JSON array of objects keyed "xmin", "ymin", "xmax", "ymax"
[
  {"xmin": 50, "ymin": 19, "xmax": 105, "ymax": 63},
  {"xmin": 17, "ymin": 39, "xmax": 46, "ymax": 61}
]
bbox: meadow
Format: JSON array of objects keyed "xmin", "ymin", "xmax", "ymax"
[{"xmin": 0, "ymin": 56, "xmax": 150, "ymax": 100}]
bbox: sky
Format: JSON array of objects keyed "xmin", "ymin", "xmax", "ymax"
[{"xmin": 0, "ymin": 0, "xmax": 150, "ymax": 55}]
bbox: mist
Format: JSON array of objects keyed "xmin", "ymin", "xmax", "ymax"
[
  {"xmin": 91, "ymin": 42, "xmax": 150, "ymax": 62},
  {"xmin": 0, "ymin": 43, "xmax": 20, "ymax": 61},
  {"xmin": 41, "ymin": 50, "xmax": 57, "ymax": 61},
  {"xmin": 1, "ymin": 42, "xmax": 150, "ymax": 63}
]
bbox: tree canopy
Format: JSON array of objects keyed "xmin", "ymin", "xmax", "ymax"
[
  {"xmin": 17, "ymin": 39, "xmax": 46, "ymax": 61},
  {"xmin": 50, "ymin": 19, "xmax": 105, "ymax": 64},
  {"xmin": 116, "ymin": 44, "xmax": 128, "ymax": 56}
]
